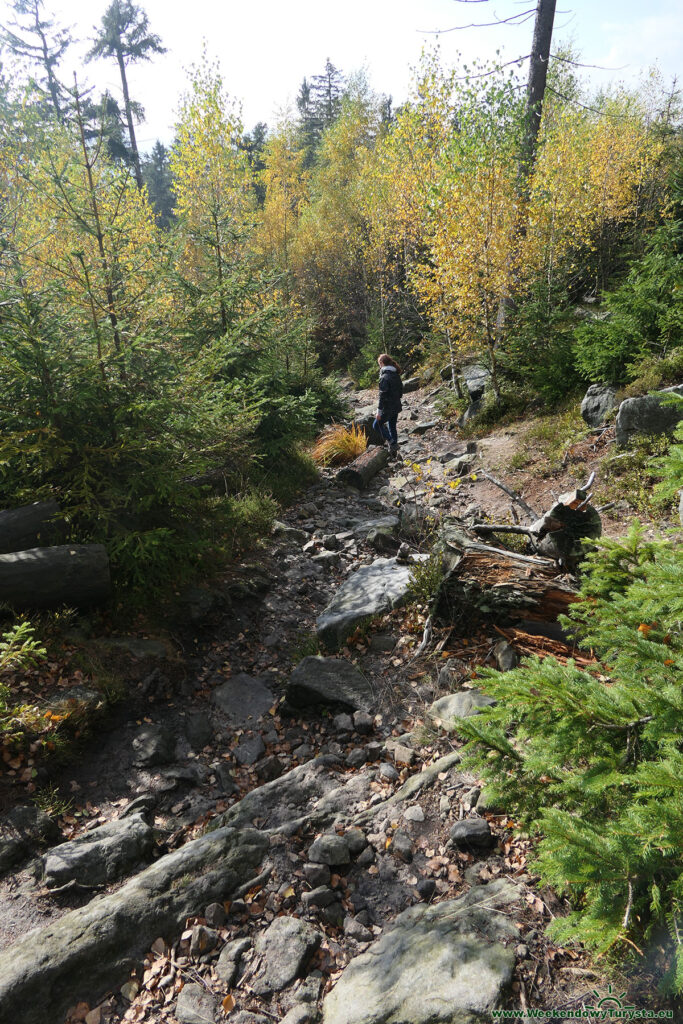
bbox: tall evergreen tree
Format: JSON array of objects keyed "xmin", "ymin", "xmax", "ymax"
[
  {"xmin": 311, "ymin": 59, "xmax": 344, "ymax": 129},
  {"xmin": 0, "ymin": 0, "xmax": 71, "ymax": 121},
  {"xmin": 142, "ymin": 140, "xmax": 175, "ymax": 228},
  {"xmin": 87, "ymin": 0, "xmax": 166, "ymax": 191}
]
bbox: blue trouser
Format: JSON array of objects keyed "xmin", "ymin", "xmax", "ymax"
[{"xmin": 374, "ymin": 413, "xmax": 398, "ymax": 445}]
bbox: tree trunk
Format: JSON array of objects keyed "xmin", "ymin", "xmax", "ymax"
[
  {"xmin": 116, "ymin": 47, "xmax": 144, "ymax": 191},
  {"xmin": 519, "ymin": 0, "xmax": 557, "ymax": 196},
  {"xmin": 435, "ymin": 523, "xmax": 577, "ymax": 626},
  {"xmin": 495, "ymin": 0, "xmax": 557, "ymax": 342},
  {"xmin": 0, "ymin": 545, "xmax": 112, "ymax": 609},
  {"xmin": 336, "ymin": 447, "xmax": 389, "ymax": 490},
  {"xmin": 0, "ymin": 502, "xmax": 61, "ymax": 554}
]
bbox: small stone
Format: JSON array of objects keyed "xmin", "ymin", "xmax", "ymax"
[
  {"xmin": 281, "ymin": 1008, "xmax": 317, "ymax": 1024},
  {"xmin": 403, "ymin": 805, "xmax": 425, "ymax": 823},
  {"xmin": 190, "ymin": 924, "xmax": 219, "ymax": 958},
  {"xmin": 356, "ymin": 846, "xmax": 375, "ymax": 868},
  {"xmin": 345, "ymin": 748, "xmax": 367, "ymax": 768},
  {"xmin": 323, "ymin": 535, "xmax": 341, "ymax": 550},
  {"xmin": 131, "ymin": 723, "xmax": 175, "ymax": 766},
  {"xmin": 393, "ymin": 744, "xmax": 415, "ymax": 766},
  {"xmin": 302, "ymin": 886, "xmax": 337, "ymax": 909},
  {"xmin": 293, "ymin": 743, "xmax": 314, "ymax": 760},
  {"xmin": 256, "ymin": 755, "xmax": 283, "ymax": 782},
  {"xmin": 344, "ymin": 916, "xmax": 373, "ymax": 942},
  {"xmin": 184, "ymin": 712, "xmax": 213, "ymax": 750},
  {"xmin": 308, "ymin": 834, "xmax": 350, "ymax": 866},
  {"xmin": 439, "ymin": 794, "xmax": 451, "ymax": 814},
  {"xmin": 321, "ymin": 903, "xmax": 345, "ymax": 928},
  {"xmin": 175, "ymin": 982, "xmax": 217, "ymax": 1024},
  {"xmin": 391, "ymin": 831, "xmax": 414, "ymax": 863},
  {"xmin": 368, "ymin": 634, "xmax": 396, "ymax": 653},
  {"xmin": 253, "ymin": 916, "xmax": 322, "ymax": 994},
  {"xmin": 516, "ymin": 943, "xmax": 529, "ymax": 958},
  {"xmin": 214, "ymin": 763, "xmax": 237, "ymax": 793},
  {"xmin": 365, "ymin": 740, "xmax": 382, "ymax": 761},
  {"xmin": 416, "ymin": 878, "xmax": 436, "ymax": 901},
  {"xmin": 234, "ymin": 734, "xmax": 266, "ymax": 765},
  {"xmin": 493, "ymin": 640, "xmax": 518, "ymax": 672},
  {"xmin": 353, "ymin": 711, "xmax": 373, "ymax": 735},
  {"xmin": 333, "ymin": 713, "xmax": 353, "ymax": 732},
  {"xmin": 449, "ymin": 817, "xmax": 493, "ymax": 850},
  {"xmin": 344, "ymin": 828, "xmax": 367, "ymax": 856},
  {"xmin": 215, "ymin": 936, "xmax": 252, "ymax": 985},
  {"xmin": 204, "ymin": 902, "xmax": 226, "ymax": 928},
  {"xmin": 304, "ymin": 862, "xmax": 331, "ymax": 887},
  {"xmin": 379, "ymin": 763, "xmax": 399, "ymax": 782}
]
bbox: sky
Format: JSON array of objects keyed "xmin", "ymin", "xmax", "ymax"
[{"xmin": 3, "ymin": 0, "xmax": 682, "ymax": 150}]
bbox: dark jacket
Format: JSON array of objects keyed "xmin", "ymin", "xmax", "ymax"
[{"xmin": 378, "ymin": 366, "xmax": 403, "ymax": 419}]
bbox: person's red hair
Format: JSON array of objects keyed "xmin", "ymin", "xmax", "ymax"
[{"xmin": 378, "ymin": 353, "xmax": 401, "ymax": 373}]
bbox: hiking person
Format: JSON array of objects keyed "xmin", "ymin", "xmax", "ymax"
[{"xmin": 373, "ymin": 354, "xmax": 403, "ymax": 458}]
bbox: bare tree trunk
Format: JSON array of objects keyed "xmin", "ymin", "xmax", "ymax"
[
  {"xmin": 116, "ymin": 46, "xmax": 144, "ymax": 191},
  {"xmin": 495, "ymin": 0, "xmax": 557, "ymax": 341}
]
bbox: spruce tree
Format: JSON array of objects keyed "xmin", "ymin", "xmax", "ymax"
[
  {"xmin": 142, "ymin": 140, "xmax": 175, "ymax": 228},
  {"xmin": 87, "ymin": 0, "xmax": 166, "ymax": 191}
]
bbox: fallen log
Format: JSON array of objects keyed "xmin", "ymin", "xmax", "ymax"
[
  {"xmin": 0, "ymin": 501, "xmax": 60, "ymax": 554},
  {"xmin": 336, "ymin": 446, "xmax": 389, "ymax": 490},
  {"xmin": 0, "ymin": 544, "xmax": 112, "ymax": 609},
  {"xmin": 435, "ymin": 522, "xmax": 578, "ymax": 626}
]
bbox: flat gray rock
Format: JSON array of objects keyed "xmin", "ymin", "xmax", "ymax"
[
  {"xmin": 428, "ymin": 690, "xmax": 497, "ymax": 732},
  {"xmin": 211, "ymin": 756, "xmax": 374, "ymax": 835},
  {"xmin": 615, "ymin": 385, "xmax": 683, "ymax": 446},
  {"xmin": 43, "ymin": 812, "xmax": 153, "ymax": 889},
  {"xmin": 287, "ymin": 656, "xmax": 374, "ymax": 710},
  {"xmin": 212, "ymin": 672, "xmax": 274, "ymax": 726},
  {"xmin": 316, "ymin": 557, "xmax": 421, "ymax": 650},
  {"xmin": 0, "ymin": 827, "xmax": 268, "ymax": 1024},
  {"xmin": 253, "ymin": 916, "xmax": 322, "ymax": 995},
  {"xmin": 322, "ymin": 879, "xmax": 518, "ymax": 1024}
]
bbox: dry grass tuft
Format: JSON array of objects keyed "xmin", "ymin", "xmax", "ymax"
[{"xmin": 312, "ymin": 424, "xmax": 367, "ymax": 466}]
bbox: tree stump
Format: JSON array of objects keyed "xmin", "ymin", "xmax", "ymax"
[{"xmin": 435, "ymin": 523, "xmax": 577, "ymax": 627}]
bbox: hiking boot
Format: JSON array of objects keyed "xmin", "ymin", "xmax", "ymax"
[{"xmin": 389, "ymin": 444, "xmax": 399, "ymax": 458}]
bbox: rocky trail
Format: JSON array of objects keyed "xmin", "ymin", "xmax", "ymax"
[{"xmin": 0, "ymin": 379, "xmax": 663, "ymax": 1024}]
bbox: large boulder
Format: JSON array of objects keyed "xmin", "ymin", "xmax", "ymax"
[
  {"xmin": 316, "ymin": 556, "xmax": 424, "ymax": 650},
  {"xmin": 351, "ymin": 406, "xmax": 384, "ymax": 447},
  {"xmin": 322, "ymin": 878, "xmax": 518, "ymax": 1024},
  {"xmin": 581, "ymin": 384, "xmax": 617, "ymax": 427},
  {"xmin": 462, "ymin": 363, "xmax": 490, "ymax": 402},
  {"xmin": 0, "ymin": 827, "xmax": 268, "ymax": 1024},
  {"xmin": 287, "ymin": 656, "xmax": 374, "ymax": 711},
  {"xmin": 43, "ymin": 812, "xmax": 153, "ymax": 889},
  {"xmin": 615, "ymin": 385, "xmax": 683, "ymax": 446}
]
